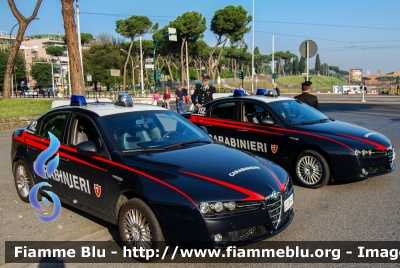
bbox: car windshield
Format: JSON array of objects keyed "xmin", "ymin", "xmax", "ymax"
[
  {"xmin": 268, "ymin": 100, "xmax": 329, "ymax": 124},
  {"xmin": 101, "ymin": 111, "xmax": 211, "ymax": 152}
]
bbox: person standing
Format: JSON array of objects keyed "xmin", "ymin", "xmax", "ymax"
[
  {"xmin": 294, "ymin": 81, "xmax": 320, "ymax": 110},
  {"xmin": 175, "ymin": 86, "xmax": 186, "ymax": 113},
  {"xmin": 191, "ymin": 74, "xmax": 217, "ymax": 108},
  {"xmin": 152, "ymin": 90, "xmax": 160, "ymax": 106},
  {"xmin": 238, "ymin": 84, "xmax": 246, "ymax": 93},
  {"xmin": 272, "ymin": 83, "xmax": 280, "ymax": 96},
  {"xmin": 163, "ymin": 87, "xmax": 171, "ymax": 109}
]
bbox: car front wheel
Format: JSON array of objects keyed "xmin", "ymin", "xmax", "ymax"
[
  {"xmin": 118, "ymin": 198, "xmax": 165, "ymax": 260},
  {"xmin": 294, "ymin": 150, "xmax": 330, "ymax": 188},
  {"xmin": 13, "ymin": 160, "xmax": 36, "ymax": 202}
]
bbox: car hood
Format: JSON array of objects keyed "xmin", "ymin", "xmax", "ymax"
[
  {"xmin": 295, "ymin": 120, "xmax": 392, "ymax": 150},
  {"xmin": 122, "ymin": 143, "xmax": 288, "ymax": 203}
]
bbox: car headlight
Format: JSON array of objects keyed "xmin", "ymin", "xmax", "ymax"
[
  {"xmin": 355, "ymin": 149, "xmax": 381, "ymax": 157},
  {"xmin": 199, "ymin": 200, "xmax": 264, "ymax": 218},
  {"xmin": 283, "ymin": 175, "xmax": 293, "ymax": 197}
]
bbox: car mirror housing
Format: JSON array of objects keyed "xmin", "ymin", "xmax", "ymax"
[
  {"xmin": 261, "ymin": 117, "xmax": 275, "ymax": 125},
  {"xmin": 199, "ymin": 126, "xmax": 208, "ymax": 134},
  {"xmin": 77, "ymin": 141, "xmax": 97, "ymax": 154}
]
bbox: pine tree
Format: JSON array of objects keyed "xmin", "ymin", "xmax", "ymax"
[
  {"xmin": 299, "ymin": 56, "xmax": 306, "ymax": 74},
  {"xmin": 293, "ymin": 56, "xmax": 299, "ymax": 75},
  {"xmin": 315, "ymin": 54, "xmax": 321, "ymax": 73}
]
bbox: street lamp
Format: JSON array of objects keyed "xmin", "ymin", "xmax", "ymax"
[
  {"xmin": 9, "ymin": 18, "xmax": 39, "ymax": 97},
  {"xmin": 120, "ymin": 48, "xmax": 137, "ymax": 90}
]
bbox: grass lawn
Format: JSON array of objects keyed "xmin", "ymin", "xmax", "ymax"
[
  {"xmin": 0, "ymin": 98, "xmax": 52, "ymax": 118},
  {"xmin": 277, "ymin": 75, "xmax": 347, "ymax": 89}
]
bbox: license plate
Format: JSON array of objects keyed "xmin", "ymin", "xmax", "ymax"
[
  {"xmin": 284, "ymin": 193, "xmax": 293, "ymax": 212},
  {"xmin": 393, "ymin": 149, "xmax": 396, "ymax": 161}
]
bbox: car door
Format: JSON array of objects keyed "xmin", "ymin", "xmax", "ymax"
[
  {"xmin": 56, "ymin": 113, "xmax": 112, "ymax": 218},
  {"xmin": 238, "ymin": 100, "xmax": 287, "ymax": 165},
  {"xmin": 26, "ymin": 111, "xmax": 70, "ymax": 196},
  {"xmin": 195, "ymin": 100, "xmax": 240, "ymax": 144}
]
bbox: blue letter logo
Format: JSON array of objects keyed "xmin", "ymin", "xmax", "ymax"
[
  {"xmin": 31, "ymin": 132, "xmax": 62, "ymax": 222},
  {"xmin": 34, "ymin": 132, "xmax": 60, "ymax": 179},
  {"xmin": 29, "ymin": 182, "xmax": 62, "ymax": 222}
]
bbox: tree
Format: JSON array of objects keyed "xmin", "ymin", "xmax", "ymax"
[
  {"xmin": 3, "ymin": 0, "xmax": 43, "ymax": 98},
  {"xmin": 293, "ymin": 56, "xmax": 299, "ymax": 75},
  {"xmin": 45, "ymin": 46, "xmax": 64, "ymax": 58},
  {"xmin": 82, "ymin": 41, "xmax": 125, "ymax": 88},
  {"xmin": 169, "ymin": 11, "xmax": 207, "ymax": 85},
  {"xmin": 254, "ymin": 46, "xmax": 260, "ymax": 55},
  {"xmin": 315, "ymin": 53, "xmax": 321, "ymax": 73},
  {"xmin": 208, "ymin": 5, "xmax": 252, "ymax": 80},
  {"xmin": 116, "ymin": 15, "xmax": 157, "ymax": 89},
  {"xmin": 62, "ymin": 32, "xmax": 94, "ymax": 45},
  {"xmin": 30, "ymin": 59, "xmax": 54, "ymax": 86},
  {"xmin": 61, "ymin": 0, "xmax": 84, "ymax": 95},
  {"xmin": 0, "ymin": 50, "xmax": 26, "ymax": 89},
  {"xmin": 299, "ymin": 56, "xmax": 306, "ymax": 74}
]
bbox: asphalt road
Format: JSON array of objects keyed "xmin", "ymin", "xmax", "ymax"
[{"xmin": 1, "ymin": 103, "xmax": 400, "ymax": 268}]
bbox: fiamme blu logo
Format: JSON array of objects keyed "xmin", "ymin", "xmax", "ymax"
[{"xmin": 30, "ymin": 132, "xmax": 62, "ymax": 223}]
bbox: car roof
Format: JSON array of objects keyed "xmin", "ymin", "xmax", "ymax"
[
  {"xmin": 51, "ymin": 101, "xmax": 167, "ymax": 117},
  {"xmin": 212, "ymin": 93, "xmax": 293, "ymax": 104}
]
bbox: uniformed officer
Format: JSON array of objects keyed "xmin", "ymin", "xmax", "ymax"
[
  {"xmin": 294, "ymin": 81, "xmax": 320, "ymax": 110},
  {"xmin": 191, "ymin": 74, "xmax": 217, "ymax": 108}
]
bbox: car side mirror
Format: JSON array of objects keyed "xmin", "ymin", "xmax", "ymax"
[
  {"xmin": 199, "ymin": 126, "xmax": 208, "ymax": 134},
  {"xmin": 77, "ymin": 141, "xmax": 97, "ymax": 154},
  {"xmin": 261, "ymin": 117, "xmax": 275, "ymax": 125},
  {"xmin": 180, "ymin": 112, "xmax": 192, "ymax": 119}
]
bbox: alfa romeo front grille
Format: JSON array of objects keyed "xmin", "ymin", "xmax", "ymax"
[
  {"xmin": 266, "ymin": 192, "xmax": 282, "ymax": 229},
  {"xmin": 227, "ymin": 224, "xmax": 271, "ymax": 242}
]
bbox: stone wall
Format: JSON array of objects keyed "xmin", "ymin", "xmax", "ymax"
[{"xmin": 0, "ymin": 116, "xmax": 38, "ymax": 132}]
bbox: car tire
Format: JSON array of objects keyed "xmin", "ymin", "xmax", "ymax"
[
  {"xmin": 294, "ymin": 150, "xmax": 330, "ymax": 189},
  {"xmin": 118, "ymin": 198, "xmax": 165, "ymax": 260},
  {"xmin": 13, "ymin": 159, "xmax": 38, "ymax": 203}
]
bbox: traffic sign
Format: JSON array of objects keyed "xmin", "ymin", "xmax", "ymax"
[
  {"xmin": 145, "ymin": 58, "xmax": 153, "ymax": 63},
  {"xmin": 145, "ymin": 64, "xmax": 154, "ymax": 69},
  {"xmin": 86, "ymin": 74, "xmax": 92, "ymax": 82},
  {"xmin": 168, "ymin": 27, "xmax": 177, "ymax": 41},
  {"xmin": 299, "ymin": 40, "xmax": 318, "ymax": 58}
]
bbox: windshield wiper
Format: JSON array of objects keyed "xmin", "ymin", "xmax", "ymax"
[
  {"xmin": 122, "ymin": 147, "xmax": 165, "ymax": 153},
  {"xmin": 163, "ymin": 139, "xmax": 208, "ymax": 149},
  {"xmin": 291, "ymin": 118, "xmax": 329, "ymax": 125}
]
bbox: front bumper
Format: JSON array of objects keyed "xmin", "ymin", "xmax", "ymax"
[
  {"xmin": 155, "ymin": 187, "xmax": 294, "ymax": 248},
  {"xmin": 331, "ymin": 148, "xmax": 395, "ymax": 180}
]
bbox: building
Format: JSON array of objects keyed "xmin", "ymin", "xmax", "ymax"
[
  {"xmin": 20, "ymin": 33, "xmax": 69, "ymax": 88},
  {"xmin": 365, "ymin": 69, "xmax": 400, "ymax": 86}
]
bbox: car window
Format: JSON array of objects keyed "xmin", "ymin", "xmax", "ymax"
[
  {"xmin": 39, "ymin": 113, "xmax": 68, "ymax": 141},
  {"xmin": 69, "ymin": 116, "xmax": 103, "ymax": 150},
  {"xmin": 269, "ymin": 100, "xmax": 328, "ymax": 124},
  {"xmin": 101, "ymin": 111, "xmax": 211, "ymax": 151},
  {"xmin": 242, "ymin": 102, "xmax": 273, "ymax": 124},
  {"xmin": 210, "ymin": 102, "xmax": 236, "ymax": 120}
]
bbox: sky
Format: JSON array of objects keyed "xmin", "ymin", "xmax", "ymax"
[{"xmin": 1, "ymin": 0, "xmax": 400, "ymax": 74}]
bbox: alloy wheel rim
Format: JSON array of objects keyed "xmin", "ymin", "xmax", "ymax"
[
  {"xmin": 16, "ymin": 165, "xmax": 30, "ymax": 197},
  {"xmin": 122, "ymin": 209, "xmax": 152, "ymax": 249},
  {"xmin": 297, "ymin": 155, "xmax": 323, "ymax": 185}
]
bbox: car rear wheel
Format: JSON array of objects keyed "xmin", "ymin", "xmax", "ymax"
[
  {"xmin": 13, "ymin": 160, "xmax": 36, "ymax": 203},
  {"xmin": 294, "ymin": 150, "xmax": 330, "ymax": 188},
  {"xmin": 118, "ymin": 198, "xmax": 165, "ymax": 260}
]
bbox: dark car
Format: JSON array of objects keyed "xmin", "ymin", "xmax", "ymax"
[
  {"xmin": 11, "ymin": 94, "xmax": 294, "ymax": 257},
  {"xmin": 186, "ymin": 90, "xmax": 395, "ymax": 188}
]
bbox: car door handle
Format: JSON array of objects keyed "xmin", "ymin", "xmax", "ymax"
[
  {"xmin": 60, "ymin": 157, "xmax": 69, "ymax": 162},
  {"xmin": 237, "ymin": 129, "xmax": 248, "ymax": 132},
  {"xmin": 28, "ymin": 145, "xmax": 37, "ymax": 151},
  {"xmin": 112, "ymin": 175, "xmax": 123, "ymax": 182},
  {"xmin": 202, "ymin": 124, "xmax": 212, "ymax": 127}
]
